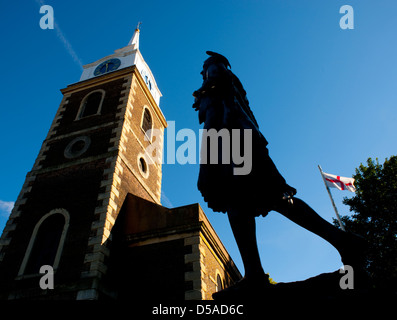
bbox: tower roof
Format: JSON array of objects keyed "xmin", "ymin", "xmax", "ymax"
[
  {"xmin": 79, "ymin": 22, "xmax": 162, "ymax": 107},
  {"xmin": 128, "ymin": 22, "xmax": 141, "ymax": 49}
]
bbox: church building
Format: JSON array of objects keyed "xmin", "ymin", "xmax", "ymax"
[{"xmin": 0, "ymin": 26, "xmax": 241, "ymax": 300}]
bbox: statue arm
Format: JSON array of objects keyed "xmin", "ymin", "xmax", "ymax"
[{"xmin": 193, "ymin": 63, "xmax": 230, "ymax": 110}]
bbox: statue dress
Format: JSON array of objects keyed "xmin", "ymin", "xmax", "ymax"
[{"xmin": 193, "ymin": 52, "xmax": 296, "ymax": 217}]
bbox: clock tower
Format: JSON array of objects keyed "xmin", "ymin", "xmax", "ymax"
[{"xmin": 0, "ymin": 26, "xmax": 167, "ymax": 299}]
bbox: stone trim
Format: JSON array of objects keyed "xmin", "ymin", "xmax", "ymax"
[
  {"xmin": 46, "ymin": 94, "xmax": 71, "ymax": 140},
  {"xmin": 31, "ymin": 94, "xmax": 71, "ymax": 171},
  {"xmin": 198, "ymin": 206, "xmax": 240, "ymax": 279},
  {"xmin": 74, "ymin": 68, "xmax": 164, "ymax": 299},
  {"xmin": 77, "ymin": 77, "xmax": 132, "ymax": 295},
  {"xmin": 184, "ymin": 235, "xmax": 203, "ymax": 300},
  {"xmin": 0, "ymin": 172, "xmax": 37, "ymax": 262}
]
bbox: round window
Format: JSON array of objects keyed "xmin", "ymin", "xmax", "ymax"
[
  {"xmin": 137, "ymin": 155, "xmax": 149, "ymax": 178},
  {"xmin": 139, "ymin": 157, "xmax": 147, "ymax": 173},
  {"xmin": 64, "ymin": 136, "xmax": 91, "ymax": 159}
]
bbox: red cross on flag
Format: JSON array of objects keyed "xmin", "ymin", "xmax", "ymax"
[{"xmin": 322, "ymin": 172, "xmax": 356, "ymax": 193}]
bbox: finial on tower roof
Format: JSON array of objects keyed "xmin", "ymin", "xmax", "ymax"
[{"xmin": 128, "ymin": 22, "xmax": 141, "ymax": 49}]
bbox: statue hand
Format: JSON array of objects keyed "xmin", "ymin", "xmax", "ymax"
[{"xmin": 193, "ymin": 96, "xmax": 200, "ymax": 111}]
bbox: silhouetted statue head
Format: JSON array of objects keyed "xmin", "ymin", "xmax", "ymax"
[{"xmin": 201, "ymin": 51, "xmax": 231, "ymax": 79}]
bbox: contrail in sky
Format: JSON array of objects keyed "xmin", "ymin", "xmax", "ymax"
[
  {"xmin": 35, "ymin": 0, "xmax": 83, "ymax": 70},
  {"xmin": 53, "ymin": 21, "xmax": 84, "ymax": 70}
]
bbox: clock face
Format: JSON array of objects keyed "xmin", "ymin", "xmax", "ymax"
[
  {"xmin": 141, "ymin": 69, "xmax": 153, "ymax": 91},
  {"xmin": 94, "ymin": 58, "xmax": 121, "ymax": 76}
]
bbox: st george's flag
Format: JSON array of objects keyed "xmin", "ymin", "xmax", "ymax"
[{"xmin": 321, "ymin": 172, "xmax": 356, "ymax": 193}]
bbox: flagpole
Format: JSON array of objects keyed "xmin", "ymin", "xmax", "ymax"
[{"xmin": 318, "ymin": 165, "xmax": 346, "ymax": 231}]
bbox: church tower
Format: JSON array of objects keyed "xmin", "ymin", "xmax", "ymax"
[{"xmin": 0, "ymin": 26, "xmax": 167, "ymax": 299}]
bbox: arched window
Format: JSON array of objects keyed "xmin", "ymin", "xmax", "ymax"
[
  {"xmin": 141, "ymin": 107, "xmax": 153, "ymax": 140},
  {"xmin": 19, "ymin": 209, "xmax": 69, "ymax": 276},
  {"xmin": 216, "ymin": 274, "xmax": 223, "ymax": 292},
  {"xmin": 76, "ymin": 90, "xmax": 105, "ymax": 119}
]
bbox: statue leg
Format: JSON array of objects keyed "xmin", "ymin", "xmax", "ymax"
[
  {"xmin": 227, "ymin": 210, "xmax": 264, "ymax": 279},
  {"xmin": 211, "ymin": 210, "xmax": 271, "ymax": 299},
  {"xmin": 274, "ymin": 197, "xmax": 364, "ymax": 265}
]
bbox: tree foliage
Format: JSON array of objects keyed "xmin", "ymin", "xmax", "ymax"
[{"xmin": 336, "ymin": 156, "xmax": 397, "ymax": 289}]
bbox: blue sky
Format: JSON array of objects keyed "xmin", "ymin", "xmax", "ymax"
[{"xmin": 1, "ymin": 0, "xmax": 396, "ymax": 283}]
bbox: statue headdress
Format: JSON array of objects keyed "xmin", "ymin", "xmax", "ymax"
[{"xmin": 204, "ymin": 51, "xmax": 231, "ymax": 69}]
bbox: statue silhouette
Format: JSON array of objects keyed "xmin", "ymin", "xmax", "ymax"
[{"xmin": 193, "ymin": 51, "xmax": 366, "ymax": 299}]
